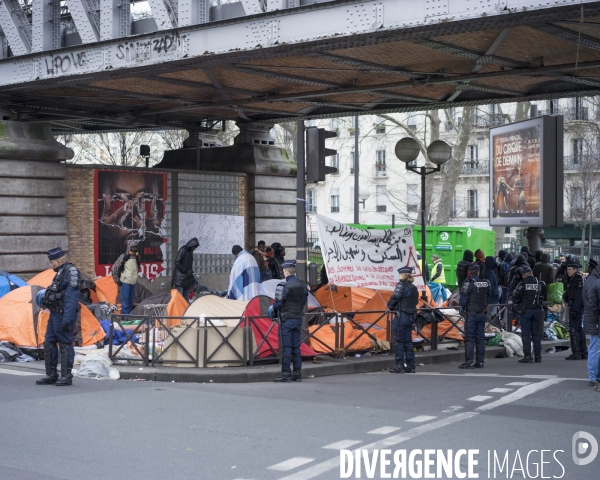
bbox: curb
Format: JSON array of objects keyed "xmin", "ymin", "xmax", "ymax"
[{"xmin": 116, "ymin": 340, "xmax": 571, "ymax": 384}]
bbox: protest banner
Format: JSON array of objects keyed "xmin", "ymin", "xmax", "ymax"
[{"xmin": 316, "ymin": 215, "xmax": 425, "ymax": 291}]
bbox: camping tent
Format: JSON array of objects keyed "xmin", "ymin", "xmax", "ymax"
[
  {"xmin": 130, "ymin": 289, "xmax": 190, "ymax": 318},
  {"xmin": 27, "ymin": 269, "xmax": 56, "ymax": 288},
  {"xmin": 185, "ymin": 294, "xmax": 249, "ymax": 318},
  {"xmin": 0, "ymin": 271, "xmax": 27, "ymax": 299},
  {"xmin": 261, "ymin": 279, "xmax": 321, "ymax": 309},
  {"xmin": 0, "ymin": 286, "xmax": 105, "ymax": 348}
]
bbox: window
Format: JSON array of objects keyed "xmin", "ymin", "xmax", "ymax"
[
  {"xmin": 375, "ymin": 116, "xmax": 386, "ymax": 134},
  {"xmin": 376, "ymin": 150, "xmax": 386, "ymax": 175},
  {"xmin": 330, "ymin": 153, "xmax": 340, "ymax": 173},
  {"xmin": 407, "ymin": 184, "xmax": 419, "ymax": 213},
  {"xmin": 306, "ymin": 189, "xmax": 316, "ymax": 213},
  {"xmin": 573, "ymin": 138, "xmax": 583, "ymax": 164},
  {"xmin": 466, "ymin": 145, "xmax": 479, "ymax": 169},
  {"xmin": 376, "ymin": 185, "xmax": 387, "ymax": 212},
  {"xmin": 571, "ymin": 186, "xmax": 583, "ymax": 216},
  {"xmin": 573, "ymin": 98, "xmax": 588, "ymax": 120},
  {"xmin": 450, "ymin": 191, "xmax": 457, "ymax": 218},
  {"xmin": 467, "ymin": 190, "xmax": 478, "ymax": 218},
  {"xmin": 331, "ymin": 118, "xmax": 339, "ymax": 131},
  {"xmin": 330, "ymin": 187, "xmax": 340, "ymax": 213},
  {"xmin": 548, "ymin": 99, "xmax": 559, "ymax": 115}
]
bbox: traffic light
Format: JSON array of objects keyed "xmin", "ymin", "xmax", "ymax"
[{"xmin": 306, "ymin": 127, "xmax": 338, "ymax": 182}]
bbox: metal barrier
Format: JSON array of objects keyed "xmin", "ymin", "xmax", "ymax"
[
  {"xmin": 151, "ymin": 316, "xmax": 201, "ymax": 367},
  {"xmin": 202, "ymin": 316, "xmax": 247, "ymax": 368},
  {"xmin": 339, "ymin": 310, "xmax": 393, "ymax": 353},
  {"xmin": 108, "ymin": 314, "xmax": 151, "ymax": 366}
]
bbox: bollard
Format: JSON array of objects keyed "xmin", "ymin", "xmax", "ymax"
[{"xmin": 308, "ymin": 262, "xmax": 319, "ymax": 286}]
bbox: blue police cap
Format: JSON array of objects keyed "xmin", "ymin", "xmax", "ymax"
[
  {"xmin": 47, "ymin": 247, "xmax": 65, "ymax": 261},
  {"xmin": 397, "ymin": 266, "xmax": 413, "ymax": 274},
  {"xmin": 281, "ymin": 260, "xmax": 296, "ymax": 269}
]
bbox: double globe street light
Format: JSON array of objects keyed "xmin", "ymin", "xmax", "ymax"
[{"xmin": 394, "ymin": 138, "xmax": 452, "ymax": 295}]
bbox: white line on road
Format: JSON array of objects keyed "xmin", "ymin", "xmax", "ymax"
[
  {"xmin": 467, "ymin": 395, "xmax": 493, "ymax": 402},
  {"xmin": 506, "ymin": 382, "xmax": 532, "ymax": 386},
  {"xmin": 442, "ymin": 406, "xmax": 464, "ymax": 413},
  {"xmin": 278, "ymin": 413, "xmax": 478, "ymax": 480},
  {"xmin": 322, "ymin": 440, "xmax": 362, "ymax": 450},
  {"xmin": 406, "ymin": 415, "xmax": 437, "ymax": 423},
  {"xmin": 367, "ymin": 426, "xmax": 401, "ymax": 435},
  {"xmin": 476, "ymin": 377, "xmax": 565, "ymax": 412},
  {"xmin": 488, "ymin": 388, "xmax": 513, "ymax": 393},
  {"xmin": 0, "ymin": 368, "xmax": 42, "ymax": 376},
  {"xmin": 268, "ymin": 458, "xmax": 314, "ymax": 472}
]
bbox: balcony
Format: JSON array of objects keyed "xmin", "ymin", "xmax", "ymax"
[
  {"xmin": 461, "ymin": 160, "xmax": 489, "ymax": 175},
  {"xmin": 564, "ymin": 107, "xmax": 589, "ymax": 122},
  {"xmin": 374, "ymin": 162, "xmax": 387, "ymax": 177},
  {"xmin": 467, "ymin": 209, "xmax": 479, "ymax": 218},
  {"xmin": 376, "ymin": 205, "xmax": 387, "ymax": 212},
  {"xmin": 407, "ymin": 204, "xmax": 418, "ymax": 213}
]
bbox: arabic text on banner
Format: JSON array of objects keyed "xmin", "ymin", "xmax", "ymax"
[{"xmin": 316, "ymin": 215, "xmax": 425, "ymax": 291}]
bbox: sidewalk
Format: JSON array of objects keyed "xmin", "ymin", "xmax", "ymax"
[{"xmin": 2, "ymin": 340, "xmax": 570, "ymax": 383}]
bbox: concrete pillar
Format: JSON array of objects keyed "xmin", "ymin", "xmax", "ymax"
[
  {"xmin": 157, "ymin": 137, "xmax": 297, "ymax": 259},
  {"xmin": 0, "ymin": 121, "xmax": 74, "ymax": 277}
]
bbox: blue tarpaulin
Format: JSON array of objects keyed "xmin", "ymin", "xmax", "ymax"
[
  {"xmin": 0, "ymin": 271, "xmax": 28, "ymax": 299},
  {"xmin": 427, "ymin": 282, "xmax": 448, "ymax": 305}
]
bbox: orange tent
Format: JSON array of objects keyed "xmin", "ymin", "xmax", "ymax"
[
  {"xmin": 27, "ymin": 269, "xmax": 55, "ymax": 288},
  {"xmin": 167, "ymin": 289, "xmax": 190, "ymax": 317},
  {"xmin": 0, "ymin": 286, "xmax": 105, "ymax": 348},
  {"xmin": 95, "ymin": 276, "xmax": 118, "ymax": 305}
]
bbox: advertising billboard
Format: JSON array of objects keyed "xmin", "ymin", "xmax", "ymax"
[
  {"xmin": 94, "ymin": 170, "xmax": 168, "ymax": 279},
  {"xmin": 489, "ymin": 116, "xmax": 563, "ymax": 227}
]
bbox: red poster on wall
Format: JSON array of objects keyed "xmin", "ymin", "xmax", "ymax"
[{"xmin": 94, "ymin": 169, "xmax": 168, "ymax": 280}]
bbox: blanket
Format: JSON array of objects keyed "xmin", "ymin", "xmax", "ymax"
[{"xmin": 227, "ymin": 250, "xmax": 264, "ymax": 301}]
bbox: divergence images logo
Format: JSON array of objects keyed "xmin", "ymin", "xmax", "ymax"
[
  {"xmin": 572, "ymin": 431, "xmax": 598, "ymax": 466},
  {"xmin": 440, "ymin": 232, "xmax": 449, "ymax": 241}
]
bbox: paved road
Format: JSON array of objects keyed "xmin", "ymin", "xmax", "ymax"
[{"xmin": 1, "ymin": 352, "xmax": 599, "ymax": 480}]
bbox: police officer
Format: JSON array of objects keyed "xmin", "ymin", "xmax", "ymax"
[
  {"xmin": 388, "ymin": 266, "xmax": 419, "ymax": 374},
  {"xmin": 36, "ymin": 248, "xmax": 80, "ymax": 386},
  {"xmin": 564, "ymin": 262, "xmax": 588, "ymax": 360},
  {"xmin": 513, "ymin": 266, "xmax": 544, "ymax": 363},
  {"xmin": 459, "ymin": 264, "xmax": 491, "ymax": 369},
  {"xmin": 271, "ymin": 260, "xmax": 308, "ymax": 382}
]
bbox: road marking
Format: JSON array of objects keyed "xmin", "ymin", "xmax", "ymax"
[
  {"xmin": 506, "ymin": 382, "xmax": 532, "ymax": 386},
  {"xmin": 467, "ymin": 395, "xmax": 493, "ymax": 402},
  {"xmin": 322, "ymin": 440, "xmax": 362, "ymax": 450},
  {"xmin": 476, "ymin": 378, "xmax": 565, "ymax": 412},
  {"xmin": 488, "ymin": 388, "xmax": 513, "ymax": 393},
  {"xmin": 367, "ymin": 426, "xmax": 401, "ymax": 435},
  {"xmin": 0, "ymin": 368, "xmax": 42, "ymax": 376},
  {"xmin": 463, "ymin": 373, "xmax": 499, "ymax": 376},
  {"xmin": 278, "ymin": 413, "xmax": 478, "ymax": 480},
  {"xmin": 406, "ymin": 415, "xmax": 437, "ymax": 423},
  {"xmin": 442, "ymin": 406, "xmax": 464, "ymax": 413},
  {"xmin": 268, "ymin": 457, "xmax": 314, "ymax": 472}
]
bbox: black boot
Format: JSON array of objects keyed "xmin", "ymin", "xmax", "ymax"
[
  {"xmin": 401, "ymin": 366, "xmax": 416, "ymax": 373},
  {"xmin": 389, "ymin": 364, "xmax": 406, "ymax": 373},
  {"xmin": 475, "ymin": 361, "xmax": 484, "ymax": 368},
  {"xmin": 292, "ymin": 370, "xmax": 302, "ymax": 382},
  {"xmin": 274, "ymin": 372, "xmax": 292, "ymax": 383},
  {"xmin": 36, "ymin": 342, "xmax": 58, "ymax": 385},
  {"xmin": 459, "ymin": 361, "xmax": 475, "ymax": 369},
  {"xmin": 55, "ymin": 344, "xmax": 73, "ymax": 386},
  {"xmin": 565, "ymin": 353, "xmax": 582, "ymax": 360},
  {"xmin": 534, "ymin": 354, "xmax": 542, "ymax": 363},
  {"xmin": 519, "ymin": 356, "xmax": 533, "ymax": 363},
  {"xmin": 567, "ymin": 329, "xmax": 581, "ymax": 360}
]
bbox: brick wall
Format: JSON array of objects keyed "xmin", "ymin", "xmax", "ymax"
[{"xmin": 65, "ymin": 167, "xmax": 95, "ymax": 278}]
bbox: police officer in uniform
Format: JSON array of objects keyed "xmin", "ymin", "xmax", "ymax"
[
  {"xmin": 513, "ymin": 266, "xmax": 544, "ymax": 363},
  {"xmin": 36, "ymin": 248, "xmax": 80, "ymax": 386},
  {"xmin": 271, "ymin": 260, "xmax": 308, "ymax": 382},
  {"xmin": 564, "ymin": 262, "xmax": 588, "ymax": 360},
  {"xmin": 388, "ymin": 266, "xmax": 419, "ymax": 374},
  {"xmin": 459, "ymin": 264, "xmax": 491, "ymax": 369}
]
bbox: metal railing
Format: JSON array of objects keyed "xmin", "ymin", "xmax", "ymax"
[
  {"xmin": 467, "ymin": 209, "xmax": 479, "ymax": 218},
  {"xmin": 461, "ymin": 160, "xmax": 489, "ymax": 175}
]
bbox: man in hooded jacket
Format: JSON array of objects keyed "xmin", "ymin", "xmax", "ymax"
[
  {"xmin": 456, "ymin": 250, "xmax": 474, "ymax": 289},
  {"xmin": 173, "ymin": 237, "xmax": 199, "ymax": 300},
  {"xmin": 533, "ymin": 252, "xmax": 555, "ymax": 285},
  {"xmin": 483, "ymin": 256, "xmax": 500, "ymax": 321}
]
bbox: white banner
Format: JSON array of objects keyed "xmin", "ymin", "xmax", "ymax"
[
  {"xmin": 179, "ymin": 213, "xmax": 244, "ymax": 254},
  {"xmin": 316, "ymin": 215, "xmax": 425, "ymax": 291}
]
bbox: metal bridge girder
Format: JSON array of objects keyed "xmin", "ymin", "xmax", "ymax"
[
  {"xmin": 240, "ymin": 0, "xmax": 265, "ymax": 16},
  {"xmin": 0, "ymin": 0, "xmax": 32, "ymax": 55},
  {"xmin": 148, "ymin": 0, "xmax": 178, "ymax": 30},
  {"xmin": 67, "ymin": 0, "xmax": 100, "ymax": 44}
]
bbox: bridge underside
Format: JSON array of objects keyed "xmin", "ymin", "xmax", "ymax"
[{"xmin": 4, "ymin": 3, "xmax": 600, "ymax": 132}]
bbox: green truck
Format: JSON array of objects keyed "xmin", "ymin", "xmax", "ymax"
[{"xmin": 347, "ymin": 224, "xmax": 496, "ymax": 287}]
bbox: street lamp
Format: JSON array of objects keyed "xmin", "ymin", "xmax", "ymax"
[
  {"xmin": 395, "ymin": 138, "xmax": 451, "ymax": 298},
  {"xmin": 359, "ymin": 189, "xmax": 370, "ymax": 208}
]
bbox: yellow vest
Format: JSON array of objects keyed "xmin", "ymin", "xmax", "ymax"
[{"xmin": 432, "ymin": 261, "xmax": 446, "ymax": 284}]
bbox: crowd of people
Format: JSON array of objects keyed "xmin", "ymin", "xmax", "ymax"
[{"xmin": 388, "ymin": 245, "xmax": 600, "ymax": 391}]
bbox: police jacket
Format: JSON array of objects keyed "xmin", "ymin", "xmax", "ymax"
[
  {"xmin": 583, "ymin": 268, "xmax": 600, "ymax": 336},
  {"xmin": 564, "ymin": 272, "xmax": 584, "ymax": 315},
  {"xmin": 173, "ymin": 238, "xmax": 199, "ymax": 288},
  {"xmin": 459, "ymin": 276, "xmax": 491, "ymax": 315},
  {"xmin": 272, "ymin": 275, "xmax": 308, "ymax": 320},
  {"xmin": 42, "ymin": 263, "xmax": 80, "ymax": 324},
  {"xmin": 512, "ymin": 276, "xmax": 542, "ymax": 310},
  {"xmin": 387, "ymin": 280, "xmax": 419, "ymax": 315}
]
